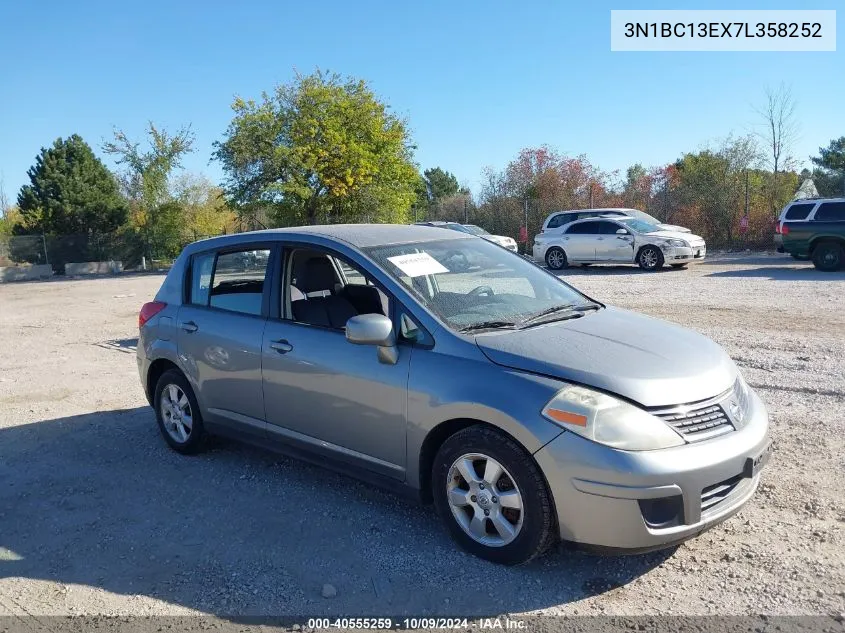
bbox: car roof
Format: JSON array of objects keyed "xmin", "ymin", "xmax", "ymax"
[
  {"xmin": 185, "ymin": 223, "xmax": 473, "ymax": 252},
  {"xmin": 565, "ymin": 215, "xmax": 634, "ymax": 226}
]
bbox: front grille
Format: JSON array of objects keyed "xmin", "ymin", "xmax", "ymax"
[
  {"xmin": 649, "ymin": 392, "xmax": 735, "ymax": 441},
  {"xmin": 701, "ymin": 474, "xmax": 743, "ymax": 513}
]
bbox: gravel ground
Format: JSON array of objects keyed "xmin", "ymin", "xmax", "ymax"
[{"xmin": 0, "ymin": 253, "xmax": 843, "ymax": 620}]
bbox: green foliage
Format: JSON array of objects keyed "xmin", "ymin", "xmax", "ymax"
[
  {"xmin": 103, "ymin": 123, "xmax": 195, "ymax": 258},
  {"xmin": 213, "ymin": 70, "xmax": 419, "ymax": 225},
  {"xmin": 811, "ymin": 137, "xmax": 845, "ymax": 196},
  {"xmin": 424, "ymin": 167, "xmax": 460, "ymax": 201},
  {"xmin": 16, "ymin": 135, "xmax": 128, "ymax": 234}
]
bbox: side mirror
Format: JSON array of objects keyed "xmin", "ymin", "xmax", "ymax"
[
  {"xmin": 616, "ymin": 228, "xmax": 629, "ymax": 235},
  {"xmin": 345, "ymin": 314, "xmax": 398, "ymax": 365}
]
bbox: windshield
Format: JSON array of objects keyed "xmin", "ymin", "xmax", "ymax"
[
  {"xmin": 619, "ymin": 217, "xmax": 662, "ymax": 234},
  {"xmin": 462, "ymin": 225, "xmax": 490, "ymax": 236},
  {"xmin": 365, "ymin": 238, "xmax": 597, "ymax": 331},
  {"xmin": 625, "ymin": 209, "xmax": 662, "ymax": 225}
]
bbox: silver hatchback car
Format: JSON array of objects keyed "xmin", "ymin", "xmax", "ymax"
[{"xmin": 137, "ymin": 224, "xmax": 770, "ymax": 565}]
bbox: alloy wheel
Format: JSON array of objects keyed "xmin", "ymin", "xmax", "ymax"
[
  {"xmin": 160, "ymin": 384, "xmax": 193, "ymax": 443},
  {"xmin": 446, "ymin": 453, "xmax": 524, "ymax": 547},
  {"xmin": 640, "ymin": 248, "xmax": 658, "ymax": 269},
  {"xmin": 547, "ymin": 249, "xmax": 565, "ymax": 269}
]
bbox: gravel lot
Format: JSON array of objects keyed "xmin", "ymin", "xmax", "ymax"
[{"xmin": 0, "ymin": 254, "xmax": 843, "ymax": 619}]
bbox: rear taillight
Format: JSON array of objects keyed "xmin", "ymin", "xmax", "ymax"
[
  {"xmin": 139, "ymin": 301, "xmax": 167, "ymax": 328},
  {"xmin": 781, "ymin": 224, "xmax": 790, "ymax": 236},
  {"xmin": 775, "ymin": 224, "xmax": 781, "ymax": 234}
]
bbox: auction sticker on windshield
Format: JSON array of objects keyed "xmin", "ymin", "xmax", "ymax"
[{"xmin": 387, "ymin": 252, "xmax": 449, "ymax": 277}]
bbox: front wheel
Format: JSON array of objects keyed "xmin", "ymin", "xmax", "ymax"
[
  {"xmin": 432, "ymin": 425, "xmax": 557, "ymax": 565},
  {"xmin": 812, "ymin": 241, "xmax": 843, "ymax": 272},
  {"xmin": 638, "ymin": 246, "xmax": 664, "ymax": 271},
  {"xmin": 545, "ymin": 247, "xmax": 567, "ymax": 270}
]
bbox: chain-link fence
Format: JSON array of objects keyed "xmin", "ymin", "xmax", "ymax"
[
  {"xmin": 422, "ymin": 197, "xmax": 779, "ymax": 253},
  {"xmin": 0, "ymin": 232, "xmax": 219, "ymax": 276}
]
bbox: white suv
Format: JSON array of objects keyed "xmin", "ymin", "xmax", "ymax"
[
  {"xmin": 534, "ymin": 216, "xmax": 706, "ymax": 271},
  {"xmin": 542, "ymin": 208, "xmax": 691, "ymax": 235}
]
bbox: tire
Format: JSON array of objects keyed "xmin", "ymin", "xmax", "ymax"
[
  {"xmin": 545, "ymin": 247, "xmax": 567, "ymax": 270},
  {"xmin": 154, "ymin": 369, "xmax": 206, "ymax": 454},
  {"xmin": 432, "ymin": 425, "xmax": 557, "ymax": 565},
  {"xmin": 811, "ymin": 241, "xmax": 843, "ymax": 272},
  {"xmin": 637, "ymin": 245, "xmax": 664, "ymax": 271},
  {"xmin": 670, "ymin": 264, "xmax": 688, "ymax": 269}
]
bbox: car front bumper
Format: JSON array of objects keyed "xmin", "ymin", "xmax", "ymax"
[
  {"xmin": 663, "ymin": 244, "xmax": 706, "ymax": 264},
  {"xmin": 534, "ymin": 388, "xmax": 769, "ymax": 551}
]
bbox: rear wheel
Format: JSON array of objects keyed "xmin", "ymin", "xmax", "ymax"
[
  {"xmin": 637, "ymin": 245, "xmax": 664, "ymax": 271},
  {"xmin": 811, "ymin": 241, "xmax": 843, "ymax": 272},
  {"xmin": 154, "ymin": 369, "xmax": 206, "ymax": 454},
  {"xmin": 545, "ymin": 247, "xmax": 567, "ymax": 270},
  {"xmin": 432, "ymin": 425, "xmax": 557, "ymax": 565}
]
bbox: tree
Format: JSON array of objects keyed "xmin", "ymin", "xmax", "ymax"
[
  {"xmin": 213, "ymin": 70, "xmax": 419, "ymax": 226},
  {"xmin": 673, "ymin": 135, "xmax": 761, "ymax": 245},
  {"xmin": 16, "ymin": 135, "xmax": 127, "ymax": 234},
  {"xmin": 811, "ymin": 137, "xmax": 845, "ymax": 196},
  {"xmin": 756, "ymin": 84, "xmax": 799, "ymax": 216},
  {"xmin": 170, "ymin": 172, "xmax": 236, "ymax": 238},
  {"xmin": 622, "ymin": 163, "xmax": 653, "ymax": 211},
  {"xmin": 423, "ymin": 167, "xmax": 460, "ymax": 201},
  {"xmin": 103, "ymin": 123, "xmax": 195, "ymax": 257}
]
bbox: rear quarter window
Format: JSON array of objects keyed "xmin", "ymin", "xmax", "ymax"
[
  {"xmin": 189, "ymin": 253, "xmax": 214, "ymax": 306},
  {"xmin": 813, "ymin": 202, "xmax": 845, "ymax": 222},
  {"xmin": 783, "ymin": 203, "xmax": 815, "ymax": 220}
]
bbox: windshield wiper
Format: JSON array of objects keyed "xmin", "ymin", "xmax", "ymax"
[
  {"xmin": 520, "ymin": 303, "xmax": 600, "ymax": 328},
  {"xmin": 459, "ymin": 320, "xmax": 519, "ymax": 333}
]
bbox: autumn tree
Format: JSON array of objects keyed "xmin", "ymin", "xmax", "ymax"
[
  {"xmin": 16, "ymin": 135, "xmax": 128, "ymax": 235},
  {"xmin": 171, "ymin": 172, "xmax": 236, "ymax": 239},
  {"xmin": 213, "ymin": 70, "xmax": 419, "ymax": 226}
]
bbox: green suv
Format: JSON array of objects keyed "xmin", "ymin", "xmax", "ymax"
[{"xmin": 777, "ymin": 198, "xmax": 845, "ymax": 271}]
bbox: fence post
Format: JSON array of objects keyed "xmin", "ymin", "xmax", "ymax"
[{"xmin": 41, "ymin": 234, "xmax": 49, "ymax": 266}]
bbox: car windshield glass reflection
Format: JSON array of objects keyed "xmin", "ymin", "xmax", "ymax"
[
  {"xmin": 365, "ymin": 238, "xmax": 598, "ymax": 331},
  {"xmin": 619, "ymin": 218, "xmax": 661, "ymax": 234}
]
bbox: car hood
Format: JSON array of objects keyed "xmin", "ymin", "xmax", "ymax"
[
  {"xmin": 475, "ymin": 307, "xmax": 735, "ymax": 407},
  {"xmin": 484, "ymin": 235, "xmax": 514, "ymax": 244},
  {"xmin": 657, "ymin": 223, "xmax": 692, "ymax": 234},
  {"xmin": 647, "ymin": 229, "xmax": 704, "ymax": 242}
]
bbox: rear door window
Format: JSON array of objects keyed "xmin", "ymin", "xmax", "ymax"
[
  {"xmin": 209, "ymin": 249, "xmax": 271, "ymax": 315},
  {"xmin": 547, "ymin": 213, "xmax": 573, "ymax": 229},
  {"xmin": 813, "ymin": 202, "xmax": 845, "ymax": 222},
  {"xmin": 784, "ymin": 203, "xmax": 816, "ymax": 220}
]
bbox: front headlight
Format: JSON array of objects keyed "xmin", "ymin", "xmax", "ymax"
[
  {"xmin": 667, "ymin": 239, "xmax": 688, "ymax": 247},
  {"xmin": 541, "ymin": 384, "xmax": 685, "ymax": 451}
]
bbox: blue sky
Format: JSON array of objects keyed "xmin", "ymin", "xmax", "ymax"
[{"xmin": 0, "ymin": 0, "xmax": 842, "ymax": 201}]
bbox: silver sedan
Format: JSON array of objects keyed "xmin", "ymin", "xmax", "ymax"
[
  {"xmin": 138, "ymin": 224, "xmax": 767, "ymax": 565},
  {"xmin": 534, "ymin": 216, "xmax": 707, "ymax": 271}
]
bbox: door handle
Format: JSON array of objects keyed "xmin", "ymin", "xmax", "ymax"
[
  {"xmin": 270, "ymin": 339, "xmax": 293, "ymax": 354},
  {"xmin": 181, "ymin": 321, "xmax": 198, "ymax": 333},
  {"xmin": 596, "ymin": 237, "xmax": 604, "ymax": 241}
]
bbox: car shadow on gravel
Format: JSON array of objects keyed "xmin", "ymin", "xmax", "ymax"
[{"xmin": 0, "ymin": 408, "xmax": 673, "ymax": 618}]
